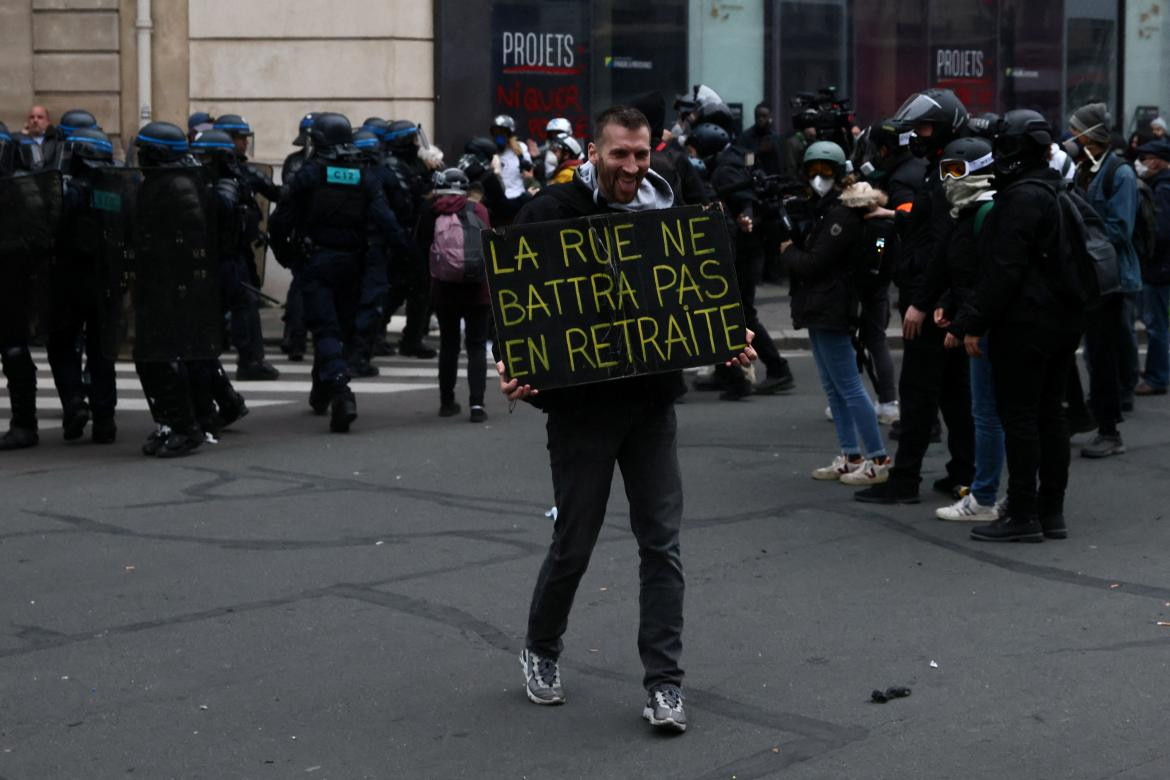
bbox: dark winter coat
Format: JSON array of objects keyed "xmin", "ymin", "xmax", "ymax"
[
  {"xmin": 954, "ymin": 166, "xmax": 1086, "ymax": 337},
  {"xmin": 785, "ymin": 184, "xmax": 875, "ymax": 331}
]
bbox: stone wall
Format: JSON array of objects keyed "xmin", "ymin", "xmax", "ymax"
[
  {"xmin": 187, "ymin": 0, "xmax": 435, "ymax": 167},
  {"xmin": 1, "ymin": 0, "xmax": 123, "ymax": 144}
]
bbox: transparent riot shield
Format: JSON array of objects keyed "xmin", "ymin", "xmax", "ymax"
[
  {"xmin": 247, "ymin": 162, "xmax": 273, "ymax": 286},
  {"xmin": 89, "ymin": 166, "xmax": 140, "ymax": 360}
]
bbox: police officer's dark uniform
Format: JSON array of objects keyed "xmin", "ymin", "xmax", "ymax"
[
  {"xmin": 211, "ymin": 115, "xmax": 281, "ymax": 380},
  {"xmin": 276, "ymin": 113, "xmax": 315, "ymax": 361},
  {"xmin": 382, "ymin": 120, "xmax": 437, "ymax": 358},
  {"xmin": 279, "ymin": 113, "xmax": 401, "ymax": 432},
  {"xmin": 48, "ymin": 126, "xmax": 119, "ymax": 443},
  {"xmin": 0, "ymin": 121, "xmax": 42, "ymax": 449},
  {"xmin": 131, "ymin": 122, "xmax": 213, "ymax": 457},
  {"xmin": 349, "ymin": 130, "xmax": 410, "ymax": 376},
  {"xmin": 855, "ymin": 89, "xmax": 975, "ymax": 503}
]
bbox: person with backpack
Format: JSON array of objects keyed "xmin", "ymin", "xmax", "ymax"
[
  {"xmin": 418, "ymin": 168, "xmax": 492, "ymax": 422},
  {"xmin": 781, "ymin": 141, "xmax": 890, "ymax": 485},
  {"xmin": 1134, "ymin": 138, "xmax": 1170, "ymax": 396},
  {"xmin": 953, "ymin": 110, "xmax": 1086, "ymax": 542},
  {"xmin": 1067, "ymin": 103, "xmax": 1140, "ymax": 458},
  {"xmin": 928, "ymin": 137, "xmax": 1005, "ymax": 522}
]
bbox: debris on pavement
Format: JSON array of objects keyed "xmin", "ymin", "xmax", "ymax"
[
  {"xmin": 929, "ymin": 660, "xmax": 939, "ymax": 668},
  {"xmin": 545, "ymin": 506, "xmax": 558, "ymax": 521},
  {"xmin": 871, "ymin": 686, "xmax": 912, "ymax": 703}
]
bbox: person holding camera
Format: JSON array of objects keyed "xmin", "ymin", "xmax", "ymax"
[
  {"xmin": 688, "ymin": 116, "xmax": 796, "ymax": 398},
  {"xmin": 780, "ymin": 142, "xmax": 890, "ymax": 484}
]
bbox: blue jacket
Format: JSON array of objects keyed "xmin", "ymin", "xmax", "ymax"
[{"xmin": 1084, "ymin": 157, "xmax": 1141, "ymax": 293}]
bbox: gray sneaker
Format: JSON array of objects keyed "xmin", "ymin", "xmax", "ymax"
[
  {"xmin": 643, "ymin": 684, "xmax": 687, "ymax": 733},
  {"xmin": 1081, "ymin": 433, "xmax": 1126, "ymax": 459},
  {"xmin": 519, "ymin": 649, "xmax": 564, "ymax": 705}
]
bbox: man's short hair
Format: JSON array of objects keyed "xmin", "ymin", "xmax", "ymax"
[
  {"xmin": 756, "ymin": 101, "xmax": 772, "ymax": 113},
  {"xmin": 594, "ymin": 105, "xmax": 649, "ymax": 145}
]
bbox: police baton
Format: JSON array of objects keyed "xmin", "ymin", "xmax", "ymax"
[{"xmin": 239, "ymin": 281, "xmax": 284, "ymax": 306}]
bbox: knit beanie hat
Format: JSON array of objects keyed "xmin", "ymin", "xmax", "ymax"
[{"xmin": 1069, "ymin": 103, "xmax": 1111, "ymax": 144}]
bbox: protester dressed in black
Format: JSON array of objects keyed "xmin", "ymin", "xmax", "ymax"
[
  {"xmin": 500, "ymin": 106, "xmax": 756, "ymax": 733},
  {"xmin": 954, "ymin": 110, "xmax": 1085, "ymax": 542}
]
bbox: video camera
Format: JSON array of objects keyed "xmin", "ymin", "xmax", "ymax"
[
  {"xmin": 791, "ymin": 86, "xmax": 855, "ymax": 150},
  {"xmin": 750, "ymin": 171, "xmax": 811, "ymax": 242}
]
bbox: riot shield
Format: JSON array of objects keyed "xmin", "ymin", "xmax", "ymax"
[
  {"xmin": 89, "ymin": 166, "xmax": 140, "ymax": 360},
  {"xmin": 247, "ymin": 162, "xmax": 273, "ymax": 285},
  {"xmin": 0, "ymin": 170, "xmax": 63, "ymax": 340},
  {"xmin": 97, "ymin": 166, "xmax": 222, "ymax": 362}
]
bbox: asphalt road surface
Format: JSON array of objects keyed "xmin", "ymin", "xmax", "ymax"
[{"xmin": 2, "ymin": 344, "xmax": 1169, "ymax": 779}]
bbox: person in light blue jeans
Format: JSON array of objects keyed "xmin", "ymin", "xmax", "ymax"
[
  {"xmin": 809, "ymin": 328, "xmax": 888, "ymax": 463},
  {"xmin": 966, "ymin": 336, "xmax": 1005, "ymax": 507},
  {"xmin": 781, "ymin": 140, "xmax": 890, "ymax": 485}
]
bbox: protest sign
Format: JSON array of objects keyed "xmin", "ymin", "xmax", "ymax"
[{"xmin": 484, "ymin": 204, "xmax": 747, "ymax": 389}]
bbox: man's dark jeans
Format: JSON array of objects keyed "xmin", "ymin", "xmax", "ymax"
[
  {"xmin": 435, "ymin": 303, "xmax": 489, "ymax": 407},
  {"xmin": 889, "ymin": 317, "xmax": 975, "ymax": 487},
  {"xmin": 1083, "ymin": 292, "xmax": 1126, "ymax": 433},
  {"xmin": 989, "ymin": 326, "xmax": 1080, "ymax": 520},
  {"xmin": 527, "ymin": 400, "xmax": 684, "ymax": 691}
]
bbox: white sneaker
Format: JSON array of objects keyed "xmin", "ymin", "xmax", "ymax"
[
  {"xmin": 876, "ymin": 401, "xmax": 900, "ymax": 425},
  {"xmin": 935, "ymin": 493, "xmax": 999, "ymax": 522},
  {"xmin": 824, "ymin": 405, "xmax": 834, "ymax": 421},
  {"xmin": 812, "ymin": 455, "xmax": 860, "ymax": 481},
  {"xmin": 840, "ymin": 459, "xmax": 890, "ymax": 485}
]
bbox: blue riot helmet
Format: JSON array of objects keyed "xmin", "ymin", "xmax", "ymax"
[
  {"xmin": 0, "ymin": 121, "xmax": 16, "ymax": 174},
  {"xmin": 292, "ymin": 112, "xmax": 315, "ymax": 147},
  {"xmin": 58, "ymin": 109, "xmax": 99, "ymax": 134},
  {"xmin": 353, "ymin": 129, "xmax": 382, "ymax": 164},
  {"xmin": 213, "ymin": 113, "xmax": 254, "ymax": 157},
  {"xmin": 309, "ymin": 112, "xmax": 355, "ymax": 160},
  {"xmin": 190, "ymin": 128, "xmax": 239, "ymax": 172},
  {"xmin": 134, "ymin": 121, "xmax": 191, "ymax": 166},
  {"xmin": 384, "ymin": 120, "xmax": 421, "ymax": 158},
  {"xmin": 63, "ymin": 127, "xmax": 115, "ymax": 169}
]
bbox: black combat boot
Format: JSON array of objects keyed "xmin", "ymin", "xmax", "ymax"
[
  {"xmin": 61, "ymin": 397, "xmax": 92, "ymax": 441},
  {"xmin": 330, "ymin": 385, "xmax": 357, "ymax": 433}
]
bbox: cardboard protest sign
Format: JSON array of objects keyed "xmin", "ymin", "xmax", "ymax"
[{"xmin": 484, "ymin": 204, "xmax": 747, "ymax": 390}]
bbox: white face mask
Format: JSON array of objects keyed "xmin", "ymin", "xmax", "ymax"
[
  {"xmin": 1134, "ymin": 160, "xmax": 1150, "ymax": 179},
  {"xmin": 811, "ymin": 175, "xmax": 834, "ymax": 197}
]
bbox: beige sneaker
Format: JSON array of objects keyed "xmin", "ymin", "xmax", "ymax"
[
  {"xmin": 812, "ymin": 455, "xmax": 861, "ymax": 481},
  {"xmin": 840, "ymin": 458, "xmax": 890, "ymax": 486}
]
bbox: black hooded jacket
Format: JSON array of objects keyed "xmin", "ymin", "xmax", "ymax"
[
  {"xmin": 954, "ymin": 166, "xmax": 1085, "ymax": 337},
  {"xmin": 785, "ymin": 188, "xmax": 867, "ymax": 331}
]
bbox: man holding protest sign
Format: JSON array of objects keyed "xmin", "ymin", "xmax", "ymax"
[{"xmin": 494, "ymin": 105, "xmax": 757, "ymax": 734}]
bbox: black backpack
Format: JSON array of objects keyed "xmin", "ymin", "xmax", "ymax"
[
  {"xmin": 1012, "ymin": 177, "xmax": 1120, "ymax": 310},
  {"xmin": 1101, "ymin": 154, "xmax": 1157, "ymax": 269}
]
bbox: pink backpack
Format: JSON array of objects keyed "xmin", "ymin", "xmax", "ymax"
[{"xmin": 429, "ymin": 203, "xmax": 487, "ymax": 283}]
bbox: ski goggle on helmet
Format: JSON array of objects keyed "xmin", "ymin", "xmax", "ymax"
[
  {"xmin": 804, "ymin": 160, "xmax": 838, "ymax": 180},
  {"xmin": 939, "ymin": 151, "xmax": 993, "ymax": 180}
]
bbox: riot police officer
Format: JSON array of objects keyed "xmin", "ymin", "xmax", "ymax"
[
  {"xmin": 278, "ymin": 112, "xmax": 402, "ymax": 432},
  {"xmin": 48, "ymin": 126, "xmax": 119, "ymax": 443},
  {"xmin": 350, "ymin": 129, "xmax": 410, "ymax": 376},
  {"xmin": 0, "ymin": 120, "xmax": 42, "ymax": 450},
  {"xmin": 382, "ymin": 119, "xmax": 437, "ymax": 358},
  {"xmin": 212, "ymin": 114, "xmax": 281, "ymax": 380},
  {"xmin": 130, "ymin": 121, "xmax": 217, "ymax": 457},
  {"xmin": 277, "ymin": 113, "xmax": 316, "ymax": 361}
]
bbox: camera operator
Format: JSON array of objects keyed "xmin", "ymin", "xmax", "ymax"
[
  {"xmin": 688, "ymin": 113, "xmax": 796, "ymax": 398},
  {"xmin": 631, "ymin": 90, "xmax": 708, "ymax": 206}
]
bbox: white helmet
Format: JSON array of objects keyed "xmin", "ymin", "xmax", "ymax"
[
  {"xmin": 545, "ymin": 117, "xmax": 572, "ymax": 137},
  {"xmin": 553, "ymin": 136, "xmax": 583, "ymax": 159}
]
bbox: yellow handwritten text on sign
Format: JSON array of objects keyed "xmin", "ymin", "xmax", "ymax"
[{"xmin": 483, "ymin": 205, "xmax": 746, "ymax": 388}]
